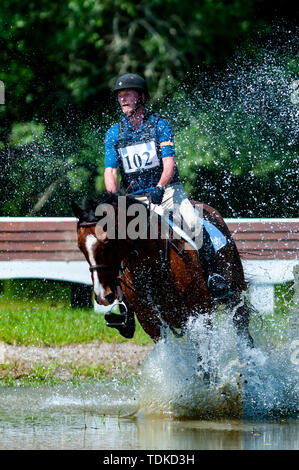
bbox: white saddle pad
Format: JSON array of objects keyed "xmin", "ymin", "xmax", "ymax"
[{"xmin": 151, "ymin": 204, "xmax": 227, "ymax": 252}]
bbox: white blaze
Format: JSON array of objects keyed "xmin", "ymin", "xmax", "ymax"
[{"xmin": 85, "ymin": 234, "xmax": 105, "ymax": 299}]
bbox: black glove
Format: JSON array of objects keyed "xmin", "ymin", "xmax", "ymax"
[{"xmin": 149, "ymin": 185, "xmax": 165, "ymax": 205}]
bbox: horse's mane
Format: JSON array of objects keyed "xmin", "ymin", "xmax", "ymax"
[{"xmin": 76, "ymin": 192, "xmax": 148, "ymax": 223}]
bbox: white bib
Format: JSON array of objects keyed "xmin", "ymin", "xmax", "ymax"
[{"xmin": 119, "ymin": 140, "xmax": 160, "ymax": 174}]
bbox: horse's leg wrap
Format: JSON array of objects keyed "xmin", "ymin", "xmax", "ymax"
[{"xmin": 233, "ymin": 304, "xmax": 254, "ymax": 349}]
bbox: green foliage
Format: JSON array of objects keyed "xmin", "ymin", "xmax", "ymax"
[
  {"xmin": 170, "ymin": 44, "xmax": 299, "ymax": 216},
  {"xmin": 0, "ymin": 1, "xmax": 297, "ymax": 216},
  {"xmin": 0, "ymin": 119, "xmax": 106, "ymax": 216},
  {"xmin": 0, "ymin": 0, "xmax": 264, "ymax": 127}
]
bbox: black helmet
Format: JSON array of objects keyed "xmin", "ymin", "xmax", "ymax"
[{"xmin": 113, "ymin": 73, "xmax": 149, "ymax": 100}]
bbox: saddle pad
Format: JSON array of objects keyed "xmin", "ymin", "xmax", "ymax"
[{"xmin": 152, "ymin": 204, "xmax": 227, "ymax": 252}]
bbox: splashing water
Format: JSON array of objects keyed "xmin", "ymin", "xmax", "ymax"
[
  {"xmin": 136, "ymin": 28, "xmax": 299, "ymax": 420},
  {"xmin": 138, "ymin": 301, "xmax": 299, "ymax": 420},
  {"xmin": 156, "ymin": 27, "xmax": 299, "ymax": 218},
  {"xmin": 138, "ymin": 313, "xmax": 243, "ymax": 419}
]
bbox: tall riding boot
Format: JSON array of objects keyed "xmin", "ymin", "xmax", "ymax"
[{"xmin": 198, "ymin": 227, "xmax": 232, "ymax": 300}]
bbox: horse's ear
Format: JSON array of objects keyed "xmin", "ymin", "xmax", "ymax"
[{"xmin": 71, "ymin": 201, "xmax": 85, "ymax": 220}]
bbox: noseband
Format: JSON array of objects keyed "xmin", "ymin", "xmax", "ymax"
[{"xmin": 89, "ymin": 264, "xmax": 113, "ymax": 272}]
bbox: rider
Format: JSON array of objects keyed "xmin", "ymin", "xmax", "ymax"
[{"xmin": 104, "ymin": 73, "xmax": 231, "ymax": 301}]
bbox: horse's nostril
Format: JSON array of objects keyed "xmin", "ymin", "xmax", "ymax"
[{"xmin": 105, "ymin": 293, "xmax": 115, "ymax": 304}]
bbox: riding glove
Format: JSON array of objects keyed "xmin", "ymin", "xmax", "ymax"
[{"xmin": 149, "ymin": 185, "xmax": 165, "ymax": 205}]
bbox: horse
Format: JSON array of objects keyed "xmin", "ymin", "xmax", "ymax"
[{"xmin": 72, "ymin": 193, "xmax": 254, "ymax": 348}]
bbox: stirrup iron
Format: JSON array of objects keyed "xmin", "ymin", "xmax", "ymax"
[{"xmin": 105, "ymin": 301, "xmax": 128, "ymax": 327}]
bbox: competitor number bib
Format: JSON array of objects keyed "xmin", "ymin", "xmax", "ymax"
[{"xmin": 119, "ymin": 141, "xmax": 160, "ymax": 174}]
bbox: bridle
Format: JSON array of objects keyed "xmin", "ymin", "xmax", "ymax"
[
  {"xmin": 89, "ymin": 264, "xmax": 112, "ymax": 272},
  {"xmin": 77, "ymin": 221, "xmax": 113, "ymax": 272},
  {"xmin": 77, "ymin": 199, "xmax": 168, "ymax": 294},
  {"xmin": 77, "ymin": 219, "xmax": 137, "ymax": 292}
]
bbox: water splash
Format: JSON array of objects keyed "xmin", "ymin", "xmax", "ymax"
[
  {"xmin": 138, "ymin": 302, "xmax": 299, "ymax": 420},
  {"xmin": 156, "ymin": 26, "xmax": 299, "ymax": 217}
]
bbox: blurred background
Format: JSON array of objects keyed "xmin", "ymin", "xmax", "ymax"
[{"xmin": 0, "ymin": 0, "xmax": 298, "ymax": 218}]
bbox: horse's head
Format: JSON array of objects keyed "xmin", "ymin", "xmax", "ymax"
[{"xmin": 72, "ymin": 193, "xmax": 122, "ymax": 306}]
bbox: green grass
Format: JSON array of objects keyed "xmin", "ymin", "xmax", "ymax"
[
  {"xmin": 275, "ymin": 281, "xmax": 295, "ymax": 312},
  {"xmin": 0, "ymin": 278, "xmax": 296, "ymax": 386},
  {"xmin": 247, "ymin": 281, "xmax": 295, "ymax": 346},
  {"xmin": 0, "ymin": 278, "xmax": 295, "ymax": 347},
  {"xmin": 0, "ymin": 360, "xmax": 121, "ymax": 387},
  {"xmin": 0, "ymin": 280, "xmax": 151, "ymax": 346},
  {"xmin": 0, "ymin": 297, "xmax": 151, "ymax": 346}
]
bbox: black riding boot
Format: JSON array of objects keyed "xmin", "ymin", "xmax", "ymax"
[{"xmin": 198, "ymin": 227, "xmax": 232, "ymax": 300}]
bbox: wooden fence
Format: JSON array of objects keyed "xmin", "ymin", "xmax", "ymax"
[{"xmin": 0, "ymin": 217, "xmax": 298, "ymax": 312}]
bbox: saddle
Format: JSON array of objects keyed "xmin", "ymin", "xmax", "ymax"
[{"xmin": 104, "ymin": 205, "xmax": 232, "ymax": 329}]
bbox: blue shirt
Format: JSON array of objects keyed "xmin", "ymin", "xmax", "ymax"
[{"xmin": 105, "ymin": 114, "xmax": 176, "ymax": 169}]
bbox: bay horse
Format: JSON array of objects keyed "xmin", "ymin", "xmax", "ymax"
[{"xmin": 72, "ymin": 193, "xmax": 253, "ymax": 348}]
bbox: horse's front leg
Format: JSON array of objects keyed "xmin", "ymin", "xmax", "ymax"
[{"xmin": 232, "ymin": 303, "xmax": 254, "ymax": 349}]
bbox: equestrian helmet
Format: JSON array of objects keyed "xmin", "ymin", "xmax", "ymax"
[{"xmin": 113, "ymin": 73, "xmax": 149, "ymax": 100}]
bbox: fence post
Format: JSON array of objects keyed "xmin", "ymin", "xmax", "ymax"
[{"xmin": 249, "ymin": 282, "xmax": 275, "ymax": 314}]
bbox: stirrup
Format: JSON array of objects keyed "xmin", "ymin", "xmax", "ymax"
[
  {"xmin": 105, "ymin": 312, "xmax": 127, "ymax": 327},
  {"xmin": 105, "ymin": 302, "xmax": 128, "ymax": 327}
]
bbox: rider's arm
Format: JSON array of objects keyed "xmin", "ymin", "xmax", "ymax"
[
  {"xmin": 156, "ymin": 117, "xmax": 177, "ymax": 188},
  {"xmin": 104, "ymin": 125, "xmax": 119, "ymax": 193},
  {"xmin": 104, "ymin": 167, "xmax": 118, "ymax": 193},
  {"xmin": 157, "ymin": 156, "xmax": 176, "ymax": 187}
]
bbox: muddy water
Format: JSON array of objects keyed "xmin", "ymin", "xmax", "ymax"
[{"xmin": 0, "ymin": 383, "xmax": 297, "ymax": 450}]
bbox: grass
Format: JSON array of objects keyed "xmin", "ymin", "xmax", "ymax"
[
  {"xmin": 0, "ymin": 279, "xmax": 151, "ymax": 346},
  {"xmin": 0, "ymin": 280, "xmax": 151, "ymax": 385},
  {"xmin": 0, "ymin": 278, "xmax": 296, "ymax": 386},
  {"xmin": 0, "ymin": 278, "xmax": 295, "ymax": 347},
  {"xmin": 0, "ymin": 360, "xmax": 123, "ymax": 387},
  {"xmin": 245, "ymin": 280, "xmax": 296, "ymax": 346},
  {"xmin": 0, "ymin": 297, "xmax": 151, "ymax": 346}
]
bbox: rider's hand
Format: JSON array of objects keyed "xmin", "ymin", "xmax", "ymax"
[{"xmin": 149, "ymin": 185, "xmax": 165, "ymax": 205}]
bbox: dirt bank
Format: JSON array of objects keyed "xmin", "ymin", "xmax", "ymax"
[{"xmin": 0, "ymin": 341, "xmax": 154, "ymax": 382}]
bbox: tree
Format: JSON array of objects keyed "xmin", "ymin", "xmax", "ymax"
[
  {"xmin": 0, "ymin": 0, "xmax": 275, "ymax": 136},
  {"xmin": 0, "ymin": 0, "xmax": 297, "ymax": 216}
]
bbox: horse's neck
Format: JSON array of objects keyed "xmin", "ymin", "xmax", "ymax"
[{"xmin": 120, "ymin": 238, "xmax": 162, "ymax": 268}]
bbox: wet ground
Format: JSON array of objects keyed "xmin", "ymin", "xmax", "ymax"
[{"xmin": 1, "ymin": 307, "xmax": 298, "ymax": 451}]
